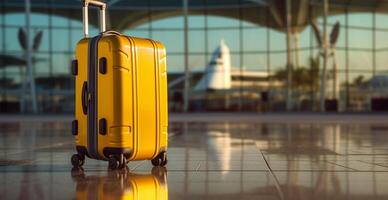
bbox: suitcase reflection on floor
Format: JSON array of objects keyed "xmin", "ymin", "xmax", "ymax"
[{"xmin": 71, "ymin": 167, "xmax": 168, "ymax": 200}]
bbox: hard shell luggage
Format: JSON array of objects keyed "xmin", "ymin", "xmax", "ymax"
[
  {"xmin": 71, "ymin": 0, "xmax": 168, "ymax": 170},
  {"xmin": 71, "ymin": 167, "xmax": 168, "ymax": 200}
]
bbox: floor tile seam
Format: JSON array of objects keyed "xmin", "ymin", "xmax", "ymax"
[
  {"xmin": 340, "ymin": 154, "xmax": 388, "ymax": 156},
  {"xmin": 130, "ymin": 169, "xmax": 384, "ymax": 172},
  {"xmin": 255, "ymin": 142, "xmax": 284, "ymax": 200},
  {"xmin": 325, "ymin": 160, "xmax": 358, "ymax": 171},
  {"xmin": 357, "ymin": 160, "xmax": 388, "ymax": 169},
  {"xmin": 130, "ymin": 160, "xmax": 146, "ymax": 171},
  {"xmin": 6, "ymin": 168, "xmax": 388, "ymax": 173},
  {"xmin": 136, "ymin": 169, "xmax": 269, "ymax": 172},
  {"xmin": 4, "ymin": 142, "xmax": 73, "ymax": 156},
  {"xmin": 194, "ymin": 161, "xmax": 201, "ymax": 172}
]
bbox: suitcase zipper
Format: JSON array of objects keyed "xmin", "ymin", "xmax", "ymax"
[{"xmin": 87, "ymin": 34, "xmax": 103, "ymax": 160}]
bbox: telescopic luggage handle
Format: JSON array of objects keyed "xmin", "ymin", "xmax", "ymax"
[{"xmin": 82, "ymin": 0, "xmax": 106, "ymax": 37}]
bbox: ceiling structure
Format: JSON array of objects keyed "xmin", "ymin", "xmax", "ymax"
[{"xmin": 2, "ymin": 0, "xmax": 388, "ymax": 32}]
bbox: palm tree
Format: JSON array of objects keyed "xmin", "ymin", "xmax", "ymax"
[
  {"xmin": 273, "ymin": 56, "xmax": 321, "ymax": 110},
  {"xmin": 0, "ymin": 28, "xmax": 43, "ymax": 112},
  {"xmin": 273, "ymin": 56, "xmax": 320, "ymax": 89},
  {"xmin": 309, "ymin": 56, "xmax": 320, "ymax": 109}
]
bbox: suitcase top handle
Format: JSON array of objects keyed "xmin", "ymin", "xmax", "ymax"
[{"xmin": 82, "ymin": 0, "xmax": 106, "ymax": 38}]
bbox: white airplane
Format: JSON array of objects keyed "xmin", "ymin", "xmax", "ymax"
[
  {"xmin": 194, "ymin": 39, "xmax": 232, "ymax": 91},
  {"xmin": 168, "ymin": 40, "xmax": 274, "ymax": 92},
  {"xmin": 167, "ymin": 40, "xmax": 279, "ymax": 111}
]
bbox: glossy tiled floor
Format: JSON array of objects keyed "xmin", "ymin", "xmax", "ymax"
[{"xmin": 1, "ymin": 117, "xmax": 388, "ymax": 199}]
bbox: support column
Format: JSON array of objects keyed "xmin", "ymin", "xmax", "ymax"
[
  {"xmin": 319, "ymin": 0, "xmax": 329, "ymax": 112},
  {"xmin": 294, "ymin": 33, "xmax": 300, "ymax": 69},
  {"xmin": 25, "ymin": 0, "xmax": 38, "ymax": 113},
  {"xmin": 293, "ymin": 33, "xmax": 300, "ymax": 110},
  {"xmin": 183, "ymin": 0, "xmax": 190, "ymax": 112},
  {"xmin": 286, "ymin": 0, "xmax": 293, "ymax": 112},
  {"xmin": 371, "ymin": 11, "xmax": 376, "ymax": 111},
  {"xmin": 332, "ymin": 49, "xmax": 339, "ymax": 100},
  {"xmin": 345, "ymin": 10, "xmax": 349, "ymax": 111},
  {"xmin": 19, "ymin": 66, "xmax": 27, "ymax": 112}
]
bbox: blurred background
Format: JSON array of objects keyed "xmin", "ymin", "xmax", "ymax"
[{"xmin": 1, "ymin": 0, "xmax": 388, "ymax": 114}]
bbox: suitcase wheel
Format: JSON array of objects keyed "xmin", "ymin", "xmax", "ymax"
[
  {"xmin": 71, "ymin": 154, "xmax": 85, "ymax": 168},
  {"xmin": 108, "ymin": 154, "xmax": 127, "ymax": 170},
  {"xmin": 151, "ymin": 152, "xmax": 168, "ymax": 167}
]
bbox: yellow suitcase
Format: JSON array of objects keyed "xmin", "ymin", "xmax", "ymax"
[
  {"xmin": 71, "ymin": 167, "xmax": 168, "ymax": 200},
  {"xmin": 71, "ymin": 0, "xmax": 168, "ymax": 169}
]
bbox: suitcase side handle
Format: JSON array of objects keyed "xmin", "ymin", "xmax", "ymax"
[
  {"xmin": 81, "ymin": 81, "xmax": 88, "ymax": 114},
  {"xmin": 82, "ymin": 0, "xmax": 106, "ymax": 37}
]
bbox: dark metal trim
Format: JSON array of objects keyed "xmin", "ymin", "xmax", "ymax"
[
  {"xmin": 99, "ymin": 57, "xmax": 107, "ymax": 74},
  {"xmin": 72, "ymin": 120, "xmax": 78, "ymax": 135},
  {"xmin": 81, "ymin": 82, "xmax": 88, "ymax": 115},
  {"xmin": 71, "ymin": 60, "xmax": 78, "ymax": 76},
  {"xmin": 99, "ymin": 118, "xmax": 107, "ymax": 135}
]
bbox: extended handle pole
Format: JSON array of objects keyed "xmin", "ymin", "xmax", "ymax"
[{"xmin": 82, "ymin": 0, "xmax": 106, "ymax": 37}]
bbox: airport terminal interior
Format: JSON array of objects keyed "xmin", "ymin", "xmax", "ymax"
[
  {"xmin": 1, "ymin": 0, "xmax": 388, "ymax": 113},
  {"xmin": 1, "ymin": 0, "xmax": 388, "ymax": 199}
]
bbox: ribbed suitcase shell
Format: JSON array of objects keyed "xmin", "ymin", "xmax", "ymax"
[{"xmin": 74, "ymin": 33, "xmax": 168, "ymax": 161}]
